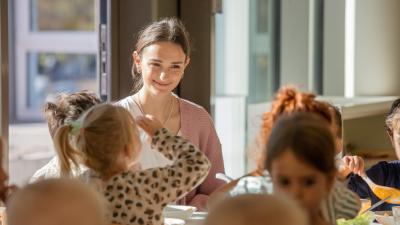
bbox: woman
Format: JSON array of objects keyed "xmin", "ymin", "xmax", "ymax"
[{"xmin": 117, "ymin": 18, "xmax": 224, "ymax": 210}]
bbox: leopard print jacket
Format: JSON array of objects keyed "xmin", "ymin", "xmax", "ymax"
[{"xmin": 82, "ymin": 128, "xmax": 211, "ymax": 225}]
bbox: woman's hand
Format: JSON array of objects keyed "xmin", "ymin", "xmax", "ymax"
[
  {"xmin": 339, "ymin": 155, "xmax": 365, "ymax": 178},
  {"xmin": 136, "ymin": 115, "xmax": 164, "ymax": 138}
]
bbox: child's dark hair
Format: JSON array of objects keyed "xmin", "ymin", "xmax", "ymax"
[
  {"xmin": 131, "ymin": 17, "xmax": 191, "ymax": 93},
  {"xmin": 265, "ymin": 112, "xmax": 336, "ymax": 176},
  {"xmin": 44, "ymin": 90, "xmax": 101, "ymax": 138},
  {"xmin": 385, "ymin": 98, "xmax": 400, "ymax": 137}
]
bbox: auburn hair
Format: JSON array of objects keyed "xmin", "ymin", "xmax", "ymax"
[{"xmin": 256, "ymin": 86, "xmax": 332, "ymax": 171}]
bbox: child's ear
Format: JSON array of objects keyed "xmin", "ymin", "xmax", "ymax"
[
  {"xmin": 123, "ymin": 145, "xmax": 133, "ymax": 158},
  {"xmin": 387, "ymin": 130, "xmax": 395, "ymax": 147}
]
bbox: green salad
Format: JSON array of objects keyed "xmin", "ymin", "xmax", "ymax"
[{"xmin": 337, "ymin": 212, "xmax": 375, "ymax": 225}]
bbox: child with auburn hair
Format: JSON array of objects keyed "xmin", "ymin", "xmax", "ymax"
[
  {"xmin": 53, "ymin": 103, "xmax": 211, "ymax": 225},
  {"xmin": 205, "ymin": 194, "xmax": 308, "ymax": 225},
  {"xmin": 7, "ymin": 178, "xmax": 107, "ymax": 225},
  {"xmin": 256, "ymin": 86, "xmax": 333, "ymax": 170},
  {"xmin": 210, "ymin": 86, "xmax": 360, "ymax": 223},
  {"xmin": 30, "ymin": 90, "xmax": 101, "ymax": 182}
]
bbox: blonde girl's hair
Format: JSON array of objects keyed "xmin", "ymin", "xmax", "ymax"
[
  {"xmin": 7, "ymin": 178, "xmax": 108, "ymax": 225},
  {"xmin": 54, "ymin": 103, "xmax": 141, "ymax": 177}
]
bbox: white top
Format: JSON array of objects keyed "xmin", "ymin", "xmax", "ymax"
[
  {"xmin": 116, "ymin": 95, "xmax": 181, "ymax": 170},
  {"xmin": 30, "ymin": 156, "xmax": 87, "ymax": 183}
]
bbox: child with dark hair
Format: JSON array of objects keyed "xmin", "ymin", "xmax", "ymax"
[
  {"xmin": 210, "ymin": 86, "xmax": 360, "ymax": 223},
  {"xmin": 346, "ymin": 98, "xmax": 400, "ymax": 211},
  {"xmin": 30, "ymin": 90, "xmax": 101, "ymax": 182}
]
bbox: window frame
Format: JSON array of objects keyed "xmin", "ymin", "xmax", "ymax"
[{"xmin": 13, "ymin": 0, "xmax": 99, "ymax": 122}]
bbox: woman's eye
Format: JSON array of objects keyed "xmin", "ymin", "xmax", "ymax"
[
  {"xmin": 149, "ymin": 63, "xmax": 160, "ymax": 67},
  {"xmin": 171, "ymin": 65, "xmax": 181, "ymax": 69}
]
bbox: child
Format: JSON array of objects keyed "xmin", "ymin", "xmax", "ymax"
[
  {"xmin": 345, "ymin": 98, "xmax": 400, "ymax": 211},
  {"xmin": 205, "ymin": 194, "xmax": 308, "ymax": 225},
  {"xmin": 30, "ymin": 90, "xmax": 101, "ymax": 182},
  {"xmin": 210, "ymin": 86, "xmax": 360, "ymax": 222},
  {"xmin": 54, "ymin": 103, "xmax": 211, "ymax": 225},
  {"xmin": 265, "ymin": 113, "xmax": 359, "ymax": 225},
  {"xmin": 7, "ymin": 178, "xmax": 107, "ymax": 225}
]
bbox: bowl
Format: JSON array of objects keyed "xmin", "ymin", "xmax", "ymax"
[
  {"xmin": 164, "ymin": 218, "xmax": 185, "ymax": 225},
  {"xmin": 375, "ymin": 211, "xmax": 394, "ymax": 225},
  {"xmin": 163, "ymin": 205, "xmax": 197, "ymax": 220}
]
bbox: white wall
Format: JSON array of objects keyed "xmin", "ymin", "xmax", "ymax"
[
  {"xmin": 323, "ymin": 0, "xmax": 346, "ymax": 95},
  {"xmin": 355, "ymin": 0, "xmax": 400, "ymax": 96},
  {"xmin": 280, "ymin": 0, "xmax": 311, "ymax": 89}
]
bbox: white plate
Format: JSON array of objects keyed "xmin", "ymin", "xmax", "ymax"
[
  {"xmin": 163, "ymin": 205, "xmax": 197, "ymax": 220},
  {"xmin": 375, "ymin": 211, "xmax": 394, "ymax": 225},
  {"xmin": 165, "ymin": 218, "xmax": 185, "ymax": 225}
]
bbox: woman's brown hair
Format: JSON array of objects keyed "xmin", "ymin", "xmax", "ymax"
[
  {"xmin": 131, "ymin": 17, "xmax": 191, "ymax": 93},
  {"xmin": 265, "ymin": 112, "xmax": 336, "ymax": 177}
]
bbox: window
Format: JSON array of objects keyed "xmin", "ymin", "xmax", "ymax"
[
  {"xmin": 10, "ymin": 0, "xmax": 99, "ymax": 185},
  {"xmin": 13, "ymin": 0, "xmax": 98, "ymax": 122},
  {"xmin": 213, "ymin": 0, "xmax": 279, "ymax": 177}
]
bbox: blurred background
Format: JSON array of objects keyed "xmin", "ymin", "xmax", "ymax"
[{"xmin": 1, "ymin": 0, "xmax": 400, "ymax": 185}]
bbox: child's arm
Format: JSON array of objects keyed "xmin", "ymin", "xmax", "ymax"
[{"xmin": 136, "ymin": 115, "xmax": 211, "ymax": 204}]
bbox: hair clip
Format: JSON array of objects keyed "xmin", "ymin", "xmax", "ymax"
[{"xmin": 68, "ymin": 120, "xmax": 82, "ymax": 136}]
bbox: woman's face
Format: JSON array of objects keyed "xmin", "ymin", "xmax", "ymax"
[
  {"xmin": 270, "ymin": 150, "xmax": 333, "ymax": 215},
  {"xmin": 134, "ymin": 41, "xmax": 189, "ymax": 95}
]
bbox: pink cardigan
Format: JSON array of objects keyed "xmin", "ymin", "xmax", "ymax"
[{"xmin": 177, "ymin": 98, "xmax": 225, "ymax": 210}]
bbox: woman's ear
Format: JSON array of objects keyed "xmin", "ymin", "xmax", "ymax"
[
  {"xmin": 133, "ymin": 51, "xmax": 142, "ymax": 70},
  {"xmin": 184, "ymin": 57, "xmax": 190, "ymax": 69}
]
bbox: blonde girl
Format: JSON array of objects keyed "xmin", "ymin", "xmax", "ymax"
[{"xmin": 54, "ymin": 103, "xmax": 211, "ymax": 225}]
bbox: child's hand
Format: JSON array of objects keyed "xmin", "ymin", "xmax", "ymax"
[
  {"xmin": 136, "ymin": 115, "xmax": 164, "ymax": 138},
  {"xmin": 340, "ymin": 155, "xmax": 365, "ymax": 177}
]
